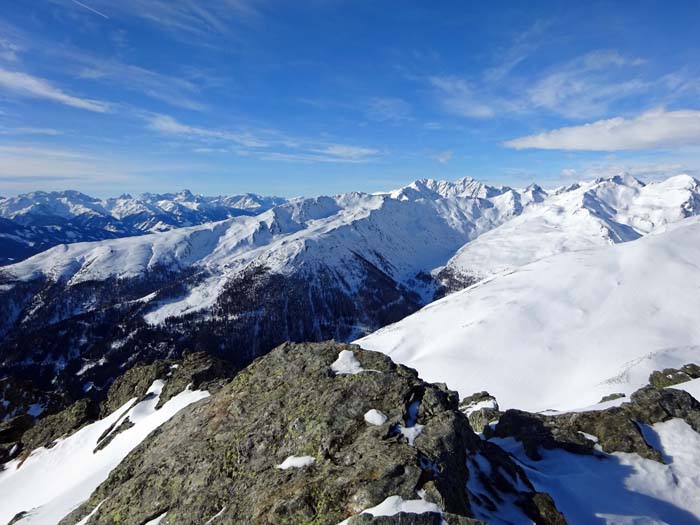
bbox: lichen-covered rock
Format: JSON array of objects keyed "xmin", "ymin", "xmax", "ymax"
[
  {"xmin": 21, "ymin": 397, "xmax": 99, "ymax": 451},
  {"xmin": 648, "ymin": 363, "xmax": 700, "ymax": 388},
  {"xmin": 98, "ymin": 361, "xmax": 172, "ymax": 417},
  {"xmin": 156, "ymin": 351, "xmax": 235, "ymax": 408},
  {"xmin": 490, "ymin": 385, "xmax": 700, "ymax": 462},
  {"xmin": 60, "ymin": 342, "xmax": 565, "ymax": 525}
]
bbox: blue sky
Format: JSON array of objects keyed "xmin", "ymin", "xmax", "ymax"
[{"xmin": 0, "ymin": 1, "xmax": 699, "ymax": 197}]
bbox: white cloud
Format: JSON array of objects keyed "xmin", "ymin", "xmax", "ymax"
[
  {"xmin": 0, "ymin": 145, "xmax": 129, "ymax": 184},
  {"xmin": 147, "ymin": 114, "xmax": 267, "ymax": 148},
  {"xmin": 76, "ymin": 60, "xmax": 205, "ymax": 111},
  {"xmin": 66, "ymin": 0, "xmax": 261, "ymax": 37},
  {"xmin": 314, "ymin": 144, "xmax": 378, "ymax": 160},
  {"xmin": 431, "ymin": 49, "xmax": 654, "ymax": 121},
  {"xmin": 0, "ymin": 127, "xmax": 62, "ymax": 136},
  {"xmin": 430, "ymin": 76, "xmax": 495, "ymax": 118},
  {"xmin": 0, "ymin": 69, "xmax": 110, "ymax": 112},
  {"xmin": 147, "ymin": 113, "xmax": 380, "ymax": 163},
  {"xmin": 259, "ymin": 150, "xmax": 378, "ymax": 164},
  {"xmin": 483, "ymin": 19, "xmax": 551, "ymax": 83},
  {"xmin": 433, "ymin": 150, "xmax": 453, "ymax": 164},
  {"xmin": 0, "ymin": 37, "xmax": 21, "ymax": 62},
  {"xmin": 504, "ymin": 109, "xmax": 700, "ymax": 151},
  {"xmin": 527, "ymin": 50, "xmax": 648, "ymax": 119}
]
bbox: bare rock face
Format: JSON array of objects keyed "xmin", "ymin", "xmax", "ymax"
[{"xmin": 60, "ymin": 342, "xmax": 565, "ymax": 525}]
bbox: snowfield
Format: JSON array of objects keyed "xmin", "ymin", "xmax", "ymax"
[{"xmin": 358, "ymin": 216, "xmax": 700, "ymax": 412}]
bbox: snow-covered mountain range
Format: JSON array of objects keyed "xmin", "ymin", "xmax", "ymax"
[
  {"xmin": 1, "ymin": 174, "xmax": 700, "ymax": 414},
  {"xmin": 442, "ymin": 174, "xmax": 700, "ymax": 284},
  {"xmin": 0, "ymin": 190, "xmax": 286, "ymax": 265},
  {"xmin": 0, "ymin": 177, "xmax": 537, "ymax": 408}
]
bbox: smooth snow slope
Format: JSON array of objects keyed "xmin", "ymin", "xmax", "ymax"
[
  {"xmin": 357, "ymin": 216, "xmax": 700, "ymax": 412},
  {"xmin": 444, "ymin": 174, "xmax": 700, "ymax": 281},
  {"xmin": 0, "ymin": 381, "xmax": 209, "ymax": 525}
]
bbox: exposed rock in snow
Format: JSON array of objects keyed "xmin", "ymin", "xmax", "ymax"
[{"xmin": 490, "ymin": 382, "xmax": 700, "ymax": 525}]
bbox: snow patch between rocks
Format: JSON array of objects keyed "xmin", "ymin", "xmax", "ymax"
[
  {"xmin": 364, "ymin": 409, "xmax": 388, "ymax": 426},
  {"xmin": 204, "ymin": 507, "xmax": 226, "ymax": 524},
  {"xmin": 75, "ymin": 499, "xmax": 107, "ymax": 525},
  {"xmin": 396, "ymin": 399, "xmax": 424, "ymax": 446},
  {"xmin": 462, "ymin": 399, "xmax": 498, "ymax": 416},
  {"xmin": 331, "ymin": 350, "xmax": 364, "ymax": 375},
  {"xmin": 360, "ymin": 495, "xmax": 442, "ymax": 516},
  {"xmin": 276, "ymin": 455, "xmax": 315, "ymax": 470},
  {"xmin": 338, "ymin": 495, "xmax": 443, "ymax": 524}
]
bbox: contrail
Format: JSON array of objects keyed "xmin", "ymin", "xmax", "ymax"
[{"xmin": 71, "ymin": 0, "xmax": 109, "ymax": 19}]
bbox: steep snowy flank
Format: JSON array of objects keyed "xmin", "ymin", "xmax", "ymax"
[
  {"xmin": 0, "ymin": 380, "xmax": 209, "ymax": 525},
  {"xmin": 443, "ymin": 173, "xmax": 700, "ymax": 282},
  {"xmin": 358, "ymin": 216, "xmax": 700, "ymax": 412}
]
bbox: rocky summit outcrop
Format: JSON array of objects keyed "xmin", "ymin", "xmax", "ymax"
[
  {"xmin": 60, "ymin": 342, "xmax": 565, "ymax": 525},
  {"xmin": 489, "ymin": 384, "xmax": 700, "ymax": 462},
  {"xmin": 648, "ymin": 363, "xmax": 700, "ymax": 388}
]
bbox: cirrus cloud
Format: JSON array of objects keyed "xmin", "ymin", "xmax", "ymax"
[
  {"xmin": 504, "ymin": 109, "xmax": 700, "ymax": 151},
  {"xmin": 0, "ymin": 68, "xmax": 110, "ymax": 112}
]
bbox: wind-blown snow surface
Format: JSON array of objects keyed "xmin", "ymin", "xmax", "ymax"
[
  {"xmin": 0, "ymin": 381, "xmax": 209, "ymax": 525},
  {"xmin": 444, "ymin": 174, "xmax": 700, "ymax": 281},
  {"xmin": 358, "ymin": 216, "xmax": 700, "ymax": 412}
]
